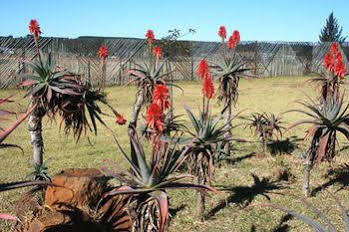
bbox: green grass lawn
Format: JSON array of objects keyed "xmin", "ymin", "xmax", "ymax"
[{"xmin": 2, "ymin": 76, "xmax": 349, "ymax": 231}]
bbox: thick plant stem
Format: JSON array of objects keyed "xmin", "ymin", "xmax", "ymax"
[
  {"xmin": 303, "ymin": 155, "xmax": 312, "ymax": 197},
  {"xmin": 196, "ymin": 189, "xmax": 205, "ymax": 219},
  {"xmin": 223, "ymin": 99, "xmax": 232, "ymax": 156},
  {"xmin": 99, "ymin": 59, "xmax": 106, "ymax": 87},
  {"xmin": 195, "ymin": 174, "xmax": 205, "ymax": 219},
  {"xmin": 129, "ymin": 91, "xmax": 144, "ymax": 128},
  {"xmin": 28, "ymin": 99, "xmax": 44, "ymax": 166},
  {"xmin": 128, "ymin": 91, "xmax": 144, "ymax": 159},
  {"xmin": 194, "ymin": 152, "xmax": 206, "ymax": 219}
]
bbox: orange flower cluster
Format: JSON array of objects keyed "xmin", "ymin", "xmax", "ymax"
[
  {"xmin": 198, "ymin": 59, "xmax": 209, "ymax": 79},
  {"xmin": 146, "ymin": 84, "xmax": 170, "ymax": 133},
  {"xmin": 98, "ymin": 45, "xmax": 109, "ymax": 60},
  {"xmin": 152, "ymin": 84, "xmax": 170, "ymax": 110},
  {"xmin": 218, "ymin": 26, "xmax": 227, "ymax": 42},
  {"xmin": 323, "ymin": 42, "xmax": 346, "ymax": 79},
  {"xmin": 153, "ymin": 46, "xmax": 162, "ymax": 60},
  {"xmin": 146, "ymin": 29, "xmax": 155, "ymax": 45},
  {"xmin": 116, "ymin": 114, "xmax": 126, "ymax": 125},
  {"xmin": 198, "ymin": 59, "xmax": 214, "ymax": 99},
  {"xmin": 146, "ymin": 102, "xmax": 163, "ymax": 132},
  {"xmin": 29, "ymin": 19, "xmax": 41, "ymax": 37},
  {"xmin": 29, "ymin": 19, "xmax": 41, "ymax": 46},
  {"xmin": 202, "ymin": 72, "xmax": 214, "ymax": 99},
  {"xmin": 227, "ymin": 30, "xmax": 240, "ymax": 49}
]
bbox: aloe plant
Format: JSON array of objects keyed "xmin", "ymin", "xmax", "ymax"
[
  {"xmin": 287, "ymin": 94, "xmax": 349, "ymax": 197},
  {"xmin": 99, "ymin": 128, "xmax": 217, "ymax": 231},
  {"xmin": 184, "ymin": 105, "xmax": 232, "ymax": 217},
  {"xmin": 128, "ymin": 59, "xmax": 174, "ymax": 128},
  {"xmin": 211, "ymin": 46, "xmax": 251, "ymax": 157},
  {"xmin": 311, "ymin": 42, "xmax": 349, "ymax": 101},
  {"xmin": 243, "ymin": 112, "xmax": 283, "ymax": 152},
  {"xmin": 21, "ymin": 53, "xmax": 81, "ymax": 166},
  {"xmin": 58, "ymin": 81, "xmax": 120, "ymax": 141},
  {"xmin": 21, "ymin": 53, "xmax": 123, "ymax": 171},
  {"xmin": 141, "ymin": 112, "xmax": 187, "ymax": 138}
]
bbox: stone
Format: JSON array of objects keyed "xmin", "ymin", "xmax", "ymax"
[
  {"xmin": 27, "ymin": 211, "xmax": 71, "ymax": 232},
  {"xmin": 44, "ymin": 168, "xmax": 108, "ymax": 211}
]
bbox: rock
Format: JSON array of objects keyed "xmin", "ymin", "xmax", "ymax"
[
  {"xmin": 45, "ymin": 168, "xmax": 108, "ymax": 211},
  {"xmin": 27, "ymin": 211, "xmax": 71, "ymax": 232}
]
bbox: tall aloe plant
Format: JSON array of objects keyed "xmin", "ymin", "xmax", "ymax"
[
  {"xmin": 21, "ymin": 54, "xmax": 80, "ymax": 167},
  {"xmin": 22, "ymin": 20, "xmax": 124, "ymax": 171},
  {"xmin": 288, "ymin": 43, "xmax": 349, "ymax": 197},
  {"xmin": 210, "ymin": 26, "xmax": 251, "ymax": 157},
  {"xmin": 287, "ymin": 94, "xmax": 349, "ymax": 197},
  {"xmin": 21, "ymin": 54, "xmax": 124, "ymax": 176},
  {"xmin": 127, "ymin": 29, "xmax": 178, "ymax": 131}
]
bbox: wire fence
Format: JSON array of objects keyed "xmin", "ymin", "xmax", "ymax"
[{"xmin": 0, "ymin": 36, "xmax": 348, "ymax": 88}]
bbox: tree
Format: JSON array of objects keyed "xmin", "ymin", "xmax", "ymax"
[{"xmin": 319, "ymin": 12, "xmax": 347, "ymax": 43}]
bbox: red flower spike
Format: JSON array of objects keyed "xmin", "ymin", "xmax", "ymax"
[
  {"xmin": 98, "ymin": 45, "xmax": 109, "ymax": 60},
  {"xmin": 330, "ymin": 42, "xmax": 339, "ymax": 55},
  {"xmin": 153, "ymin": 84, "xmax": 170, "ymax": 110},
  {"xmin": 146, "ymin": 30, "xmax": 155, "ymax": 44},
  {"xmin": 153, "ymin": 46, "xmax": 162, "ymax": 60},
  {"xmin": 146, "ymin": 102, "xmax": 163, "ymax": 132},
  {"xmin": 227, "ymin": 35, "xmax": 234, "ymax": 49},
  {"xmin": 335, "ymin": 59, "xmax": 345, "ymax": 79},
  {"xmin": 202, "ymin": 72, "xmax": 215, "ymax": 99},
  {"xmin": 116, "ymin": 114, "xmax": 126, "ymax": 125},
  {"xmin": 218, "ymin": 26, "xmax": 227, "ymax": 42},
  {"xmin": 323, "ymin": 52, "xmax": 334, "ymax": 71},
  {"xmin": 198, "ymin": 59, "xmax": 209, "ymax": 79},
  {"xmin": 336, "ymin": 52, "xmax": 343, "ymax": 63},
  {"xmin": 228, "ymin": 30, "xmax": 240, "ymax": 49},
  {"xmin": 29, "ymin": 19, "xmax": 41, "ymax": 37}
]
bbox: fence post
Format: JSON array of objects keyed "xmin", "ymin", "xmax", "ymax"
[
  {"xmin": 87, "ymin": 59, "xmax": 91, "ymax": 83},
  {"xmin": 254, "ymin": 41, "xmax": 258, "ymax": 76},
  {"xmin": 191, "ymin": 52, "xmax": 194, "ymax": 80}
]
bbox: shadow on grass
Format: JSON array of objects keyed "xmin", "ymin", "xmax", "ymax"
[
  {"xmin": 312, "ymin": 163, "xmax": 349, "ymax": 196},
  {"xmin": 272, "ymin": 214, "xmax": 293, "ymax": 232},
  {"xmin": 250, "ymin": 225, "xmax": 256, "ymax": 232},
  {"xmin": 267, "ymin": 136, "xmax": 302, "ymax": 156},
  {"xmin": 207, "ymin": 174, "xmax": 285, "ymax": 219},
  {"xmin": 339, "ymin": 145, "xmax": 349, "ymax": 153},
  {"xmin": 225, "ymin": 152, "xmax": 256, "ymax": 166},
  {"xmin": 169, "ymin": 204, "xmax": 187, "ymax": 219},
  {"xmin": 250, "ymin": 214, "xmax": 292, "ymax": 232}
]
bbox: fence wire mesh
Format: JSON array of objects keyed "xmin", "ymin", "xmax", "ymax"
[{"xmin": 0, "ymin": 36, "xmax": 348, "ymax": 88}]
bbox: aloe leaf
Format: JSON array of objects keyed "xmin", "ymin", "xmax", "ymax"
[
  {"xmin": 0, "ymin": 213, "xmax": 18, "ymax": 221},
  {"xmin": 151, "ymin": 191, "xmax": 168, "ymax": 232}
]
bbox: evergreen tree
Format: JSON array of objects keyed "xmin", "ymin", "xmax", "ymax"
[{"xmin": 319, "ymin": 12, "xmax": 346, "ymax": 43}]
